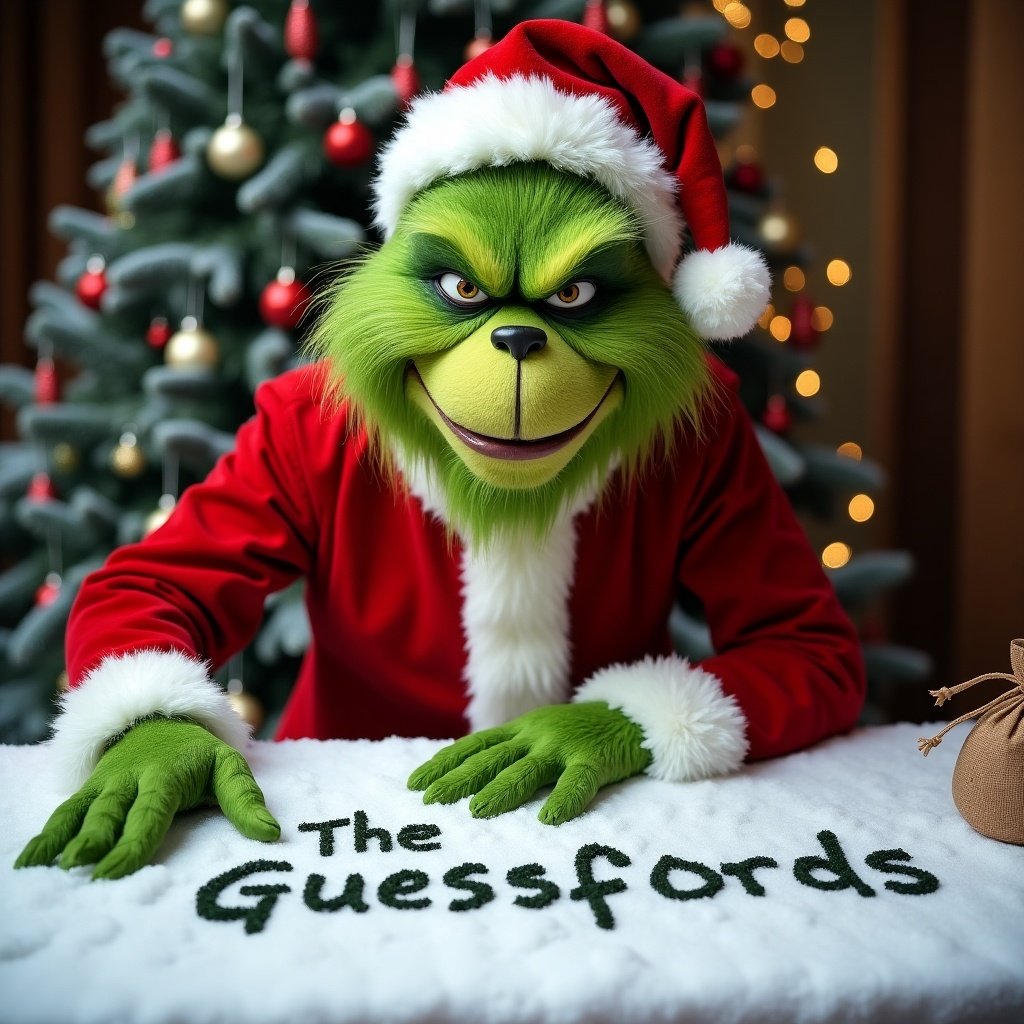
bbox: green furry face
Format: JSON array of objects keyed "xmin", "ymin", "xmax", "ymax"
[{"xmin": 307, "ymin": 163, "xmax": 709, "ymax": 540}]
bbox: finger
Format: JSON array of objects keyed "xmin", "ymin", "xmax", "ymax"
[
  {"xmin": 469, "ymin": 755, "xmax": 560, "ymax": 819},
  {"xmin": 212, "ymin": 747, "xmax": 280, "ymax": 843},
  {"xmin": 537, "ymin": 762, "xmax": 601, "ymax": 826},
  {"xmin": 59, "ymin": 782, "xmax": 137, "ymax": 869},
  {"xmin": 14, "ymin": 788, "xmax": 97, "ymax": 869},
  {"xmin": 422, "ymin": 742, "xmax": 526, "ymax": 806},
  {"xmin": 92, "ymin": 775, "xmax": 178, "ymax": 880},
  {"xmin": 407, "ymin": 725, "xmax": 516, "ymax": 791}
]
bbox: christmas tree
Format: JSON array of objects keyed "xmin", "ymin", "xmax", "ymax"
[{"xmin": 0, "ymin": 0, "xmax": 925, "ymax": 743}]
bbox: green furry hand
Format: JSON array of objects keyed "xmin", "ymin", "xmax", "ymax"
[
  {"xmin": 408, "ymin": 701, "xmax": 652, "ymax": 825},
  {"xmin": 14, "ymin": 718, "xmax": 279, "ymax": 880}
]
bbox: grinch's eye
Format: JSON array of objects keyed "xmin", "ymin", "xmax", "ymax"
[
  {"xmin": 435, "ymin": 272, "xmax": 490, "ymax": 307},
  {"xmin": 544, "ymin": 280, "xmax": 597, "ymax": 309}
]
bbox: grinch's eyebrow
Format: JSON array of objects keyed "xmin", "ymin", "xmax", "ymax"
[
  {"xmin": 405, "ymin": 231, "xmax": 505, "ymax": 296},
  {"xmin": 523, "ymin": 237, "xmax": 636, "ymax": 300}
]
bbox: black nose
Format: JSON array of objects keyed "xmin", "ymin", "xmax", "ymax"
[{"xmin": 490, "ymin": 325, "xmax": 547, "ymax": 362}]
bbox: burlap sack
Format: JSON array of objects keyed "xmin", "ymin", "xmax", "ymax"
[{"xmin": 918, "ymin": 639, "xmax": 1024, "ymax": 845}]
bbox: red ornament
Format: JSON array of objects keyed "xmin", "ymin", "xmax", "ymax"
[
  {"xmin": 35, "ymin": 579, "xmax": 61, "ymax": 608},
  {"xmin": 465, "ymin": 33, "xmax": 493, "ymax": 62},
  {"xmin": 259, "ymin": 270, "xmax": 313, "ymax": 330},
  {"xmin": 789, "ymin": 293, "xmax": 820, "ymax": 350},
  {"xmin": 391, "ymin": 56, "xmax": 421, "ymax": 110},
  {"xmin": 582, "ymin": 0, "xmax": 610, "ymax": 34},
  {"xmin": 35, "ymin": 358, "xmax": 59, "ymax": 404},
  {"xmin": 147, "ymin": 316, "xmax": 173, "ymax": 349},
  {"xmin": 284, "ymin": 0, "xmax": 319, "ymax": 63},
  {"xmin": 152, "ymin": 37, "xmax": 174, "ymax": 58},
  {"xmin": 323, "ymin": 115, "xmax": 374, "ymax": 168},
  {"xmin": 76, "ymin": 264, "xmax": 107, "ymax": 310},
  {"xmin": 728, "ymin": 161, "xmax": 765, "ymax": 196},
  {"xmin": 706, "ymin": 43, "xmax": 745, "ymax": 81},
  {"xmin": 762, "ymin": 394, "xmax": 792, "ymax": 435},
  {"xmin": 27, "ymin": 472, "xmax": 57, "ymax": 502},
  {"xmin": 112, "ymin": 158, "xmax": 137, "ymax": 201},
  {"xmin": 148, "ymin": 130, "xmax": 180, "ymax": 173}
]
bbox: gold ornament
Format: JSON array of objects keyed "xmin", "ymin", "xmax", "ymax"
[
  {"xmin": 111, "ymin": 432, "xmax": 146, "ymax": 478},
  {"xmin": 180, "ymin": 0, "xmax": 228, "ymax": 35},
  {"xmin": 144, "ymin": 507, "xmax": 173, "ymax": 536},
  {"xmin": 165, "ymin": 325, "xmax": 219, "ymax": 368},
  {"xmin": 207, "ymin": 114, "xmax": 265, "ymax": 180},
  {"xmin": 57, "ymin": 670, "xmax": 70, "ymax": 692},
  {"xmin": 607, "ymin": 0, "xmax": 642, "ymax": 41},
  {"xmin": 51, "ymin": 442, "xmax": 79, "ymax": 473},
  {"xmin": 228, "ymin": 690, "xmax": 265, "ymax": 731}
]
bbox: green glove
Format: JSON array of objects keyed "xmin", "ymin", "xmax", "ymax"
[
  {"xmin": 408, "ymin": 701, "xmax": 652, "ymax": 825},
  {"xmin": 14, "ymin": 717, "xmax": 279, "ymax": 880}
]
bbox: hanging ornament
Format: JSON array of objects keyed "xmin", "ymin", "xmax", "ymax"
[
  {"xmin": 582, "ymin": 0, "xmax": 610, "ymax": 34},
  {"xmin": 284, "ymin": 0, "xmax": 319, "ymax": 63},
  {"xmin": 207, "ymin": 113, "xmax": 265, "ymax": 180},
  {"xmin": 27, "ymin": 472, "xmax": 57, "ymax": 502},
  {"xmin": 110, "ymin": 430, "xmax": 147, "ymax": 478},
  {"xmin": 323, "ymin": 109, "xmax": 374, "ymax": 168},
  {"xmin": 391, "ymin": 55, "xmax": 420, "ymax": 110},
  {"xmin": 144, "ymin": 494, "xmax": 177, "ymax": 537},
  {"xmin": 35, "ymin": 572, "xmax": 63, "ymax": 609},
  {"xmin": 35, "ymin": 358, "xmax": 59, "ymax": 405},
  {"xmin": 606, "ymin": 0, "xmax": 641, "ymax": 42},
  {"xmin": 228, "ymin": 689, "xmax": 265, "ymax": 730},
  {"xmin": 51, "ymin": 442, "xmax": 79, "ymax": 474},
  {"xmin": 762, "ymin": 394, "xmax": 793, "ymax": 435},
  {"xmin": 259, "ymin": 268, "xmax": 313, "ymax": 330},
  {"xmin": 180, "ymin": 0, "xmax": 228, "ymax": 36},
  {"xmin": 464, "ymin": 32, "xmax": 493, "ymax": 61},
  {"xmin": 75, "ymin": 256, "xmax": 107, "ymax": 310},
  {"xmin": 465, "ymin": 0, "xmax": 493, "ymax": 61},
  {"xmin": 148, "ymin": 129, "xmax": 180, "ymax": 173},
  {"xmin": 706, "ymin": 43, "xmax": 745, "ymax": 82},
  {"xmin": 789, "ymin": 293, "xmax": 820, "ymax": 350},
  {"xmin": 166, "ymin": 318, "xmax": 220, "ymax": 369},
  {"xmin": 147, "ymin": 316, "xmax": 173, "ymax": 349},
  {"xmin": 728, "ymin": 160, "xmax": 766, "ymax": 196},
  {"xmin": 152, "ymin": 37, "xmax": 174, "ymax": 58},
  {"xmin": 680, "ymin": 69, "xmax": 704, "ymax": 97},
  {"xmin": 105, "ymin": 157, "xmax": 137, "ymax": 216}
]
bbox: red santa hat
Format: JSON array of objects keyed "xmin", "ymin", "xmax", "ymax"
[{"xmin": 372, "ymin": 18, "xmax": 770, "ymax": 341}]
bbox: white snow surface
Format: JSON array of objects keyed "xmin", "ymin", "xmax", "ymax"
[{"xmin": 1, "ymin": 724, "xmax": 1022, "ymax": 1024}]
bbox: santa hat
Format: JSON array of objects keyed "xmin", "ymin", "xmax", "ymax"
[{"xmin": 372, "ymin": 19, "xmax": 770, "ymax": 341}]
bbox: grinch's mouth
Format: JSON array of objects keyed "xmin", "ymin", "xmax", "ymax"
[{"xmin": 411, "ymin": 367, "xmax": 619, "ymax": 462}]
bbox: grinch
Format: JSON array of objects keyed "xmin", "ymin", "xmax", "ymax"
[{"xmin": 16, "ymin": 21, "xmax": 865, "ymax": 881}]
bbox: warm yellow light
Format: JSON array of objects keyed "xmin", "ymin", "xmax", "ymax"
[
  {"xmin": 780, "ymin": 40, "xmax": 804, "ymax": 63},
  {"xmin": 761, "ymin": 212, "xmax": 790, "ymax": 243},
  {"xmin": 757, "ymin": 303, "xmax": 775, "ymax": 330},
  {"xmin": 785, "ymin": 17, "xmax": 811, "ymax": 43},
  {"xmin": 751, "ymin": 84, "xmax": 777, "ymax": 109},
  {"xmin": 783, "ymin": 266, "xmax": 805, "ymax": 292},
  {"xmin": 837, "ymin": 441, "xmax": 863, "ymax": 461},
  {"xmin": 754, "ymin": 33, "xmax": 780, "ymax": 58},
  {"xmin": 827, "ymin": 259, "xmax": 852, "ymax": 286},
  {"xmin": 769, "ymin": 315, "xmax": 791, "ymax": 342},
  {"xmin": 712, "ymin": 0, "xmax": 731, "ymax": 11},
  {"xmin": 848, "ymin": 494, "xmax": 875, "ymax": 523},
  {"xmin": 811, "ymin": 305, "xmax": 834, "ymax": 331},
  {"xmin": 795, "ymin": 369, "xmax": 821, "ymax": 397},
  {"xmin": 822, "ymin": 542, "xmax": 852, "ymax": 569},
  {"xmin": 784, "ymin": 0, "xmax": 806, "ymax": 6},
  {"xmin": 724, "ymin": 3, "xmax": 752, "ymax": 29},
  {"xmin": 734, "ymin": 143, "xmax": 758, "ymax": 164},
  {"xmin": 814, "ymin": 146, "xmax": 839, "ymax": 173}
]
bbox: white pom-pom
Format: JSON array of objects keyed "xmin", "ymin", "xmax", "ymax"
[{"xmin": 673, "ymin": 243, "xmax": 771, "ymax": 341}]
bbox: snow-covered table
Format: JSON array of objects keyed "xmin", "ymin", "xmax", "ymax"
[{"xmin": 2, "ymin": 724, "xmax": 1022, "ymax": 1024}]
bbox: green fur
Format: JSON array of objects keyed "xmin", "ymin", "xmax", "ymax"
[{"xmin": 305, "ymin": 163, "xmax": 711, "ymax": 542}]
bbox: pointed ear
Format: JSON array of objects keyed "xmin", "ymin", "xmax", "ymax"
[{"xmin": 672, "ymin": 244, "xmax": 771, "ymax": 341}]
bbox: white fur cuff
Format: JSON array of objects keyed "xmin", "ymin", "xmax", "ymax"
[
  {"xmin": 50, "ymin": 649, "xmax": 250, "ymax": 787},
  {"xmin": 573, "ymin": 655, "xmax": 748, "ymax": 781},
  {"xmin": 673, "ymin": 243, "xmax": 771, "ymax": 341}
]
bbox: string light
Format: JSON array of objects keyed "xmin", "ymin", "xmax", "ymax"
[
  {"xmin": 822, "ymin": 542, "xmax": 852, "ymax": 569},
  {"xmin": 754, "ymin": 34, "xmax": 780, "ymax": 58},
  {"xmin": 769, "ymin": 315, "xmax": 791, "ymax": 342},
  {"xmin": 812, "ymin": 306, "xmax": 834, "ymax": 331},
  {"xmin": 757, "ymin": 303, "xmax": 775, "ymax": 330},
  {"xmin": 783, "ymin": 266, "xmax": 805, "ymax": 291},
  {"xmin": 837, "ymin": 442, "xmax": 863, "ymax": 461},
  {"xmin": 751, "ymin": 84, "xmax": 777, "ymax": 109},
  {"xmin": 814, "ymin": 146, "xmax": 839, "ymax": 173},
  {"xmin": 784, "ymin": 0, "xmax": 807, "ymax": 6},
  {"xmin": 785, "ymin": 17, "xmax": 811, "ymax": 43},
  {"xmin": 827, "ymin": 259, "xmax": 852, "ymax": 286},
  {"xmin": 795, "ymin": 369, "xmax": 820, "ymax": 396},
  {"xmin": 735, "ymin": 143, "xmax": 758, "ymax": 163},
  {"xmin": 848, "ymin": 494, "xmax": 875, "ymax": 522},
  {"xmin": 780, "ymin": 40, "xmax": 804, "ymax": 63},
  {"xmin": 723, "ymin": 3, "xmax": 752, "ymax": 29}
]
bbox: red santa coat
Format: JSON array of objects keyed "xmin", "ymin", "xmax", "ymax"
[{"xmin": 52, "ymin": 356, "xmax": 865, "ymax": 787}]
